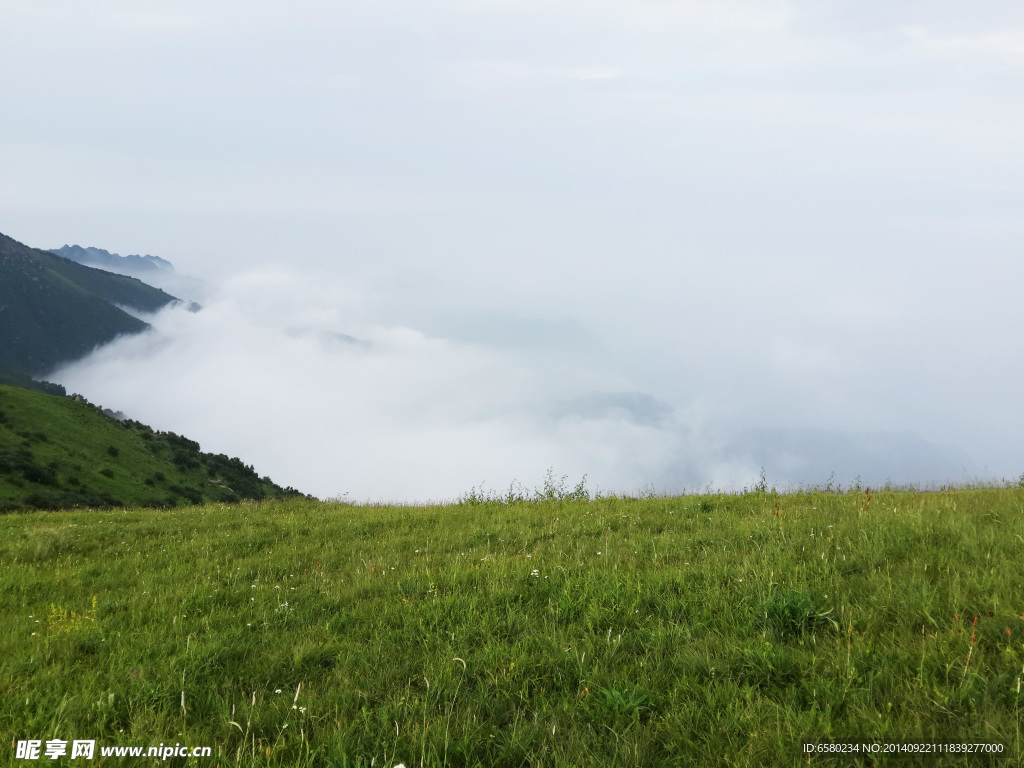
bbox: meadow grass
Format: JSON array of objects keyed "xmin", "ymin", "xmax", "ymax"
[{"xmin": 2, "ymin": 487, "xmax": 1023, "ymax": 766}]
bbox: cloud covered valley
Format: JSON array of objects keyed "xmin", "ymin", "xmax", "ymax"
[{"xmin": 51, "ymin": 267, "xmax": 979, "ymax": 501}]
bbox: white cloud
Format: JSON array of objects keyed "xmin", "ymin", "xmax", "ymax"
[
  {"xmin": 565, "ymin": 67, "xmax": 620, "ymax": 80},
  {"xmin": 47, "ymin": 262, "xmax": 991, "ymax": 500},
  {"xmin": 904, "ymin": 26, "xmax": 1024, "ymax": 68},
  {"xmin": 456, "ymin": 61, "xmax": 621, "ymax": 83},
  {"xmin": 52, "ymin": 271, "xmax": 693, "ymax": 501},
  {"xmin": 104, "ymin": 10, "xmax": 195, "ymax": 31}
]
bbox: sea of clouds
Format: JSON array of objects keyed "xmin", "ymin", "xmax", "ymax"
[{"xmin": 52, "ymin": 266, "xmax": 978, "ymax": 502}]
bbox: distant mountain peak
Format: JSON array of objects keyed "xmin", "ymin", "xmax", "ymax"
[
  {"xmin": 50, "ymin": 244, "xmax": 176, "ymax": 273},
  {"xmin": 48, "ymin": 243, "xmax": 205, "ymax": 303}
]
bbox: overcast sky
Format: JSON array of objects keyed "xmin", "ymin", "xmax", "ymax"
[{"xmin": 3, "ymin": 1, "xmax": 1023, "ymax": 499}]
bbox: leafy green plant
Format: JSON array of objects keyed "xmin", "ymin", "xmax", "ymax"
[
  {"xmin": 458, "ymin": 469, "xmax": 589, "ymax": 506},
  {"xmin": 761, "ymin": 589, "xmax": 837, "ymax": 637},
  {"xmin": 597, "ymin": 686, "xmax": 649, "ymax": 719}
]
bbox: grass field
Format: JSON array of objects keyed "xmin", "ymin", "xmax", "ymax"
[{"xmin": 3, "ymin": 487, "xmax": 1023, "ymax": 766}]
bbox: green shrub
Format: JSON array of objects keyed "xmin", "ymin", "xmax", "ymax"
[{"xmin": 761, "ymin": 589, "xmax": 837, "ymax": 638}]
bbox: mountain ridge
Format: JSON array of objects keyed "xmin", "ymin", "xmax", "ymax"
[
  {"xmin": 0, "ymin": 231, "xmax": 180, "ymax": 377},
  {"xmin": 49, "ymin": 243, "xmax": 175, "ymax": 273},
  {"xmin": 49, "ymin": 242, "xmax": 206, "ymax": 302}
]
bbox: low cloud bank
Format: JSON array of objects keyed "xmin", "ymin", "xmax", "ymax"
[
  {"xmin": 52, "ymin": 269, "xmax": 977, "ymax": 501},
  {"xmin": 51, "ymin": 270, "xmax": 692, "ymax": 500}
]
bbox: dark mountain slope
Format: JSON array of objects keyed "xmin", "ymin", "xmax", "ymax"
[
  {"xmin": 0, "ymin": 232, "xmax": 179, "ymax": 376},
  {"xmin": 0, "ymin": 385, "xmax": 306, "ymax": 511}
]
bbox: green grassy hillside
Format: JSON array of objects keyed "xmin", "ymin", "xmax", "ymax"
[
  {"xmin": 0, "ymin": 231, "xmax": 179, "ymax": 376},
  {"xmin": 2, "ymin": 489, "xmax": 1022, "ymax": 766},
  {"xmin": 0, "ymin": 385, "xmax": 304, "ymax": 511}
]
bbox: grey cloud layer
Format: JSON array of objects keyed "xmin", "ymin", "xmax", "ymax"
[
  {"xmin": 53, "ymin": 273, "xmax": 977, "ymax": 501},
  {"xmin": 4, "ymin": 1, "xmax": 1021, "ymax": 494},
  {"xmin": 52, "ymin": 274, "xmax": 696, "ymax": 500}
]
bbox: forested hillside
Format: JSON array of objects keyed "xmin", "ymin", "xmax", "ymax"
[{"xmin": 0, "ymin": 385, "xmax": 305, "ymax": 511}]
